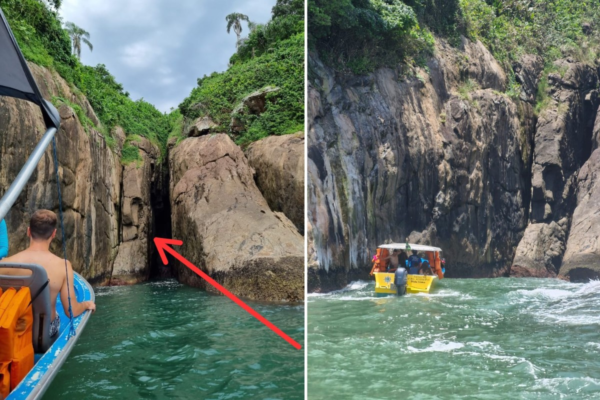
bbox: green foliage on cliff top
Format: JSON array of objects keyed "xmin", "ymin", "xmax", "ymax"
[
  {"xmin": 309, "ymin": 0, "xmax": 461, "ymax": 74},
  {"xmin": 1, "ymin": 0, "xmax": 171, "ymax": 154},
  {"xmin": 178, "ymin": 0, "xmax": 304, "ymax": 146},
  {"xmin": 460, "ymin": 0, "xmax": 600, "ymax": 68}
]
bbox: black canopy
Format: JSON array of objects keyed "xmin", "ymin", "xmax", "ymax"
[{"xmin": 0, "ymin": 7, "xmax": 60, "ymax": 129}]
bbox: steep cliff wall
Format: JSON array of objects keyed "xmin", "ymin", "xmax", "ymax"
[
  {"xmin": 308, "ymin": 37, "xmax": 600, "ymax": 291},
  {"xmin": 0, "ymin": 64, "xmax": 159, "ymax": 285}
]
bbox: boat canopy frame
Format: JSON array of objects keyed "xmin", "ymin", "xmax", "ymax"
[{"xmin": 378, "ymin": 243, "xmax": 442, "ymax": 252}]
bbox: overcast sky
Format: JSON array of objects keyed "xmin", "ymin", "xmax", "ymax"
[{"xmin": 60, "ymin": 0, "xmax": 276, "ymax": 113}]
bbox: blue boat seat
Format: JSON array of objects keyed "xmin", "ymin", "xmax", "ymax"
[{"xmin": 0, "ymin": 263, "xmax": 55, "ymax": 353}]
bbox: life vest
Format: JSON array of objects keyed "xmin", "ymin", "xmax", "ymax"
[
  {"xmin": 0, "ymin": 286, "xmax": 34, "ymax": 397},
  {"xmin": 370, "ymin": 248, "xmax": 390, "ymax": 274},
  {"xmin": 433, "ymin": 252, "xmax": 444, "ymax": 279}
]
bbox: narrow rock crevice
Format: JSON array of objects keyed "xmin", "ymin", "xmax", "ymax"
[{"xmin": 149, "ymin": 157, "xmax": 173, "ymax": 280}]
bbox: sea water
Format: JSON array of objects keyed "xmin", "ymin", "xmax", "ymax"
[
  {"xmin": 43, "ymin": 280, "xmax": 304, "ymax": 399},
  {"xmin": 308, "ymin": 278, "xmax": 600, "ymax": 399}
]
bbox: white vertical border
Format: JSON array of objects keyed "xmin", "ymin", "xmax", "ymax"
[{"xmin": 303, "ymin": 0, "xmax": 308, "ymax": 397}]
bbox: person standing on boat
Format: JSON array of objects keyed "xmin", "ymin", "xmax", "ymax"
[
  {"xmin": 398, "ymin": 250, "xmax": 408, "ymax": 270},
  {"xmin": 0, "ymin": 219, "xmax": 7, "ymax": 260},
  {"xmin": 407, "ymin": 250, "xmax": 421, "ymax": 274},
  {"xmin": 386, "ymin": 250, "xmax": 400, "ymax": 271},
  {"xmin": 0, "ymin": 210, "xmax": 95, "ymax": 337}
]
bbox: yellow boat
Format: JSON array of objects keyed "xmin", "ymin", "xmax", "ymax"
[{"xmin": 371, "ymin": 243, "xmax": 445, "ymax": 295}]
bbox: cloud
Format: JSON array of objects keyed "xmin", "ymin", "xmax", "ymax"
[{"xmin": 59, "ymin": 0, "xmax": 276, "ymax": 112}]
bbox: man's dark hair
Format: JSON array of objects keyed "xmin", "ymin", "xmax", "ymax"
[{"xmin": 30, "ymin": 210, "xmax": 57, "ymax": 240}]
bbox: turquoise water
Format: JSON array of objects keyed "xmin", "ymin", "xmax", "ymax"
[
  {"xmin": 308, "ymin": 278, "xmax": 600, "ymax": 399},
  {"xmin": 43, "ymin": 280, "xmax": 304, "ymax": 399}
]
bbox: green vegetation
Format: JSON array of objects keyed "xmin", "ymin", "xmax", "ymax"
[
  {"xmin": 120, "ymin": 142, "xmax": 142, "ymax": 166},
  {"xmin": 457, "ymin": 78, "xmax": 478, "ymax": 101},
  {"xmin": 310, "ymin": 0, "xmax": 600, "ymax": 101},
  {"xmin": 179, "ymin": 0, "xmax": 304, "ymax": 146},
  {"xmin": 460, "ymin": 0, "xmax": 600, "ymax": 68},
  {"xmin": 308, "ymin": 0, "xmax": 461, "ymax": 73},
  {"xmin": 0, "ymin": 0, "xmax": 172, "ymax": 159}
]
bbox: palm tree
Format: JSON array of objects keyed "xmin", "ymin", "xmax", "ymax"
[
  {"xmin": 225, "ymin": 13, "xmax": 250, "ymax": 50},
  {"xmin": 64, "ymin": 22, "xmax": 93, "ymax": 59}
]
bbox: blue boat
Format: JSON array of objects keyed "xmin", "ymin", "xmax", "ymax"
[{"xmin": 5, "ymin": 273, "xmax": 94, "ymax": 400}]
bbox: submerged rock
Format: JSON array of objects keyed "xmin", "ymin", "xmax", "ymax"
[
  {"xmin": 245, "ymin": 132, "xmax": 305, "ymax": 232},
  {"xmin": 169, "ymin": 134, "xmax": 304, "ymax": 302}
]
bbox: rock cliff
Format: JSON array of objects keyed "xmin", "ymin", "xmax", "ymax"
[
  {"xmin": 308, "ymin": 37, "xmax": 600, "ymax": 290},
  {"xmin": 0, "ymin": 64, "xmax": 158, "ymax": 285},
  {"xmin": 169, "ymin": 134, "xmax": 304, "ymax": 302},
  {"xmin": 245, "ymin": 132, "xmax": 305, "ymax": 233},
  {"xmin": 111, "ymin": 137, "xmax": 161, "ymax": 285}
]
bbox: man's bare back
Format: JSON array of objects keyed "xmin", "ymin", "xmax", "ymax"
[
  {"xmin": 1, "ymin": 250, "xmax": 72, "ymax": 321},
  {"xmin": 0, "ymin": 210, "xmax": 95, "ymax": 322}
]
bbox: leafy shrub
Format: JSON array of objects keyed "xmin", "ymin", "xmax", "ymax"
[
  {"xmin": 308, "ymin": 0, "xmax": 443, "ymax": 73},
  {"xmin": 121, "ymin": 142, "xmax": 142, "ymax": 165},
  {"xmin": 179, "ymin": 0, "xmax": 304, "ymax": 146},
  {"xmin": 460, "ymin": 0, "xmax": 600, "ymax": 69}
]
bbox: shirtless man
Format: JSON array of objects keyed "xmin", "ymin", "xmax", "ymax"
[
  {"xmin": 386, "ymin": 250, "xmax": 400, "ymax": 271},
  {"xmin": 0, "ymin": 210, "xmax": 95, "ymax": 338}
]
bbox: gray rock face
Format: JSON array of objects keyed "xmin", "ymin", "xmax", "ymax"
[
  {"xmin": 307, "ymin": 38, "xmax": 532, "ymax": 291},
  {"xmin": 462, "ymin": 39, "xmax": 507, "ymax": 91},
  {"xmin": 111, "ymin": 138, "xmax": 160, "ymax": 285},
  {"xmin": 560, "ymin": 148, "xmax": 600, "ymax": 280},
  {"xmin": 512, "ymin": 60, "xmax": 598, "ymax": 276},
  {"xmin": 245, "ymin": 132, "xmax": 305, "ymax": 232},
  {"xmin": 513, "ymin": 54, "xmax": 544, "ymax": 103},
  {"xmin": 169, "ymin": 134, "xmax": 304, "ymax": 302}
]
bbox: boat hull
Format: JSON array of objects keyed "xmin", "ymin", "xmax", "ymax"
[
  {"xmin": 374, "ymin": 272, "xmax": 438, "ymax": 294},
  {"xmin": 8, "ymin": 272, "xmax": 94, "ymax": 400}
]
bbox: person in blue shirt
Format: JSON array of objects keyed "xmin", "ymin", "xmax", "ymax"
[
  {"xmin": 0, "ymin": 219, "xmax": 8, "ymax": 260},
  {"xmin": 407, "ymin": 250, "xmax": 421, "ymax": 274}
]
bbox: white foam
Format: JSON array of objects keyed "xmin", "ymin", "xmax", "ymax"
[{"xmin": 406, "ymin": 339, "xmax": 464, "ymax": 353}]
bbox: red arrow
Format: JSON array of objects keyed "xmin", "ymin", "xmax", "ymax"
[{"xmin": 153, "ymin": 237, "xmax": 302, "ymax": 350}]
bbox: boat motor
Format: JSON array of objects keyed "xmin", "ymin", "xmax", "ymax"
[{"xmin": 394, "ymin": 267, "xmax": 407, "ymax": 296}]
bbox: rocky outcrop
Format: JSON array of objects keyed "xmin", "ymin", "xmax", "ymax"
[
  {"xmin": 110, "ymin": 138, "xmax": 160, "ymax": 285},
  {"xmin": 463, "ymin": 39, "xmax": 507, "ymax": 91},
  {"xmin": 559, "ymin": 148, "xmax": 600, "ymax": 280},
  {"xmin": 245, "ymin": 132, "xmax": 305, "ymax": 232},
  {"xmin": 512, "ymin": 60, "xmax": 598, "ymax": 277},
  {"xmin": 307, "ymin": 37, "xmax": 533, "ymax": 291},
  {"xmin": 513, "ymin": 54, "xmax": 544, "ymax": 103},
  {"xmin": 186, "ymin": 116, "xmax": 217, "ymax": 137},
  {"xmin": 169, "ymin": 134, "xmax": 304, "ymax": 302},
  {"xmin": 0, "ymin": 64, "xmax": 122, "ymax": 284},
  {"xmin": 231, "ymin": 86, "xmax": 280, "ymax": 133}
]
